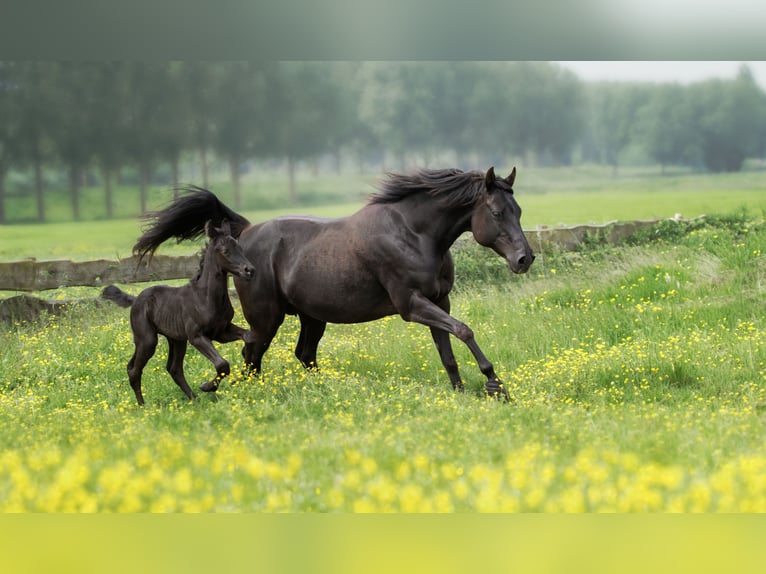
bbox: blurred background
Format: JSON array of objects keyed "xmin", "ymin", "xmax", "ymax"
[{"xmin": 0, "ymin": 60, "xmax": 764, "ymax": 224}]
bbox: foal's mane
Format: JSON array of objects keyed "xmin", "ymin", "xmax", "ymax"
[
  {"xmin": 370, "ymin": 168, "xmax": 487, "ymax": 209},
  {"xmin": 190, "ymin": 244, "xmax": 209, "ymax": 283}
]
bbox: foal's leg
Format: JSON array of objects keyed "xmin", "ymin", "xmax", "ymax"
[
  {"xmin": 295, "ymin": 313, "xmax": 327, "ymax": 370},
  {"xmin": 214, "ymin": 323, "xmax": 255, "ymax": 345},
  {"xmin": 127, "ymin": 327, "xmax": 158, "ymax": 406},
  {"xmin": 166, "ymin": 338, "xmax": 195, "ymax": 401},
  {"xmin": 396, "ymin": 290, "xmax": 509, "ymax": 400},
  {"xmin": 191, "ymin": 334, "xmax": 232, "ymax": 392}
]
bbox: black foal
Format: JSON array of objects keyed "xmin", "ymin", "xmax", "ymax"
[{"xmin": 103, "ymin": 220, "xmax": 255, "ymax": 405}]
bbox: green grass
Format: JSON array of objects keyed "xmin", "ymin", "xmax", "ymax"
[{"xmin": 1, "ymin": 212, "xmax": 765, "ymax": 511}]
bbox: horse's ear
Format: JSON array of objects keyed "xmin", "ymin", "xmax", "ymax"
[
  {"xmin": 505, "ymin": 166, "xmax": 516, "ymax": 187},
  {"xmin": 485, "ymin": 166, "xmax": 496, "ymax": 189},
  {"xmin": 220, "ymin": 219, "xmax": 231, "ymax": 236}
]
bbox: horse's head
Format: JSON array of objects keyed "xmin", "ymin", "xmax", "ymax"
[
  {"xmin": 205, "ymin": 220, "xmax": 255, "ymax": 280},
  {"xmin": 471, "ymin": 166, "xmax": 535, "ymax": 274}
]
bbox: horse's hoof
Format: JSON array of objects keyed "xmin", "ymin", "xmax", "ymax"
[
  {"xmin": 485, "ymin": 379, "xmax": 511, "ymax": 402},
  {"xmin": 199, "ymin": 381, "xmax": 219, "ymax": 392}
]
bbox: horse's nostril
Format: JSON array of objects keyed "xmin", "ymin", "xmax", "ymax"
[{"xmin": 518, "ymin": 256, "xmax": 527, "ymax": 267}]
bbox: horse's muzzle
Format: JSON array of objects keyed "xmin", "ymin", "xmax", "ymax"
[{"xmin": 508, "ymin": 253, "xmax": 535, "ymax": 274}]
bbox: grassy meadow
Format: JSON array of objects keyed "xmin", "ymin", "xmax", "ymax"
[{"xmin": 1, "ymin": 166, "xmax": 766, "ymax": 512}]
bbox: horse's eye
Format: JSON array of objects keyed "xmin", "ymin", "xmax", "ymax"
[{"xmin": 491, "ymin": 210, "xmax": 502, "ymax": 218}]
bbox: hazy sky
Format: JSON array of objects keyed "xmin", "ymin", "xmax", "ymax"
[{"xmin": 556, "ymin": 61, "xmax": 766, "ymax": 90}]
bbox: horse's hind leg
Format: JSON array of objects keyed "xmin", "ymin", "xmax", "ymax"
[
  {"xmin": 430, "ymin": 327, "xmax": 464, "ymax": 391},
  {"xmin": 127, "ymin": 331, "xmax": 158, "ymax": 406},
  {"xmin": 429, "ymin": 296, "xmax": 464, "ymax": 391},
  {"xmin": 295, "ymin": 313, "xmax": 327, "ymax": 370},
  {"xmin": 166, "ymin": 338, "xmax": 195, "ymax": 401}
]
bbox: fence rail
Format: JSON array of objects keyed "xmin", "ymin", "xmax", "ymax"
[
  {"xmin": 0, "ymin": 254, "xmax": 200, "ymax": 292},
  {"xmin": 0, "ymin": 219, "xmax": 666, "ymax": 292}
]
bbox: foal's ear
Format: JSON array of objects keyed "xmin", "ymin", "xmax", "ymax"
[
  {"xmin": 220, "ymin": 219, "xmax": 232, "ymax": 237},
  {"xmin": 204, "ymin": 219, "xmax": 219, "ymax": 239},
  {"xmin": 485, "ymin": 166, "xmax": 496, "ymax": 189},
  {"xmin": 505, "ymin": 166, "xmax": 517, "ymax": 187}
]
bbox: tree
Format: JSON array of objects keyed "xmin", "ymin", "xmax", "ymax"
[
  {"xmin": 180, "ymin": 62, "xmax": 219, "ymax": 189},
  {"xmin": 638, "ymin": 83, "xmax": 699, "ymax": 172},
  {"xmin": 12, "ymin": 62, "xmax": 58, "ymax": 221},
  {"xmin": 0, "ymin": 62, "xmax": 19, "ymax": 224},
  {"xmin": 586, "ymin": 82, "xmax": 650, "ymax": 175},
  {"xmin": 689, "ymin": 66, "xmax": 766, "ymax": 172},
  {"xmin": 358, "ymin": 63, "xmax": 441, "ymax": 170},
  {"xmin": 89, "ymin": 62, "xmax": 130, "ymax": 218},
  {"xmin": 124, "ymin": 62, "xmax": 186, "ymax": 214},
  {"xmin": 214, "ymin": 62, "xmax": 274, "ymax": 209},
  {"xmin": 271, "ymin": 62, "xmax": 348, "ymax": 203},
  {"xmin": 52, "ymin": 62, "xmax": 99, "ymax": 220}
]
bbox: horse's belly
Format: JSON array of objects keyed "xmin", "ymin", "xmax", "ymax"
[
  {"xmin": 285, "ymin": 274, "xmax": 396, "ymax": 323},
  {"xmin": 310, "ymin": 299, "xmax": 397, "ymax": 324}
]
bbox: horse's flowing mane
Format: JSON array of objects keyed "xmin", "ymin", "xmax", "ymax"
[{"xmin": 369, "ymin": 168, "xmax": 486, "ymax": 209}]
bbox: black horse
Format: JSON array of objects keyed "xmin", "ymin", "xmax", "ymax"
[
  {"xmin": 103, "ymin": 220, "xmax": 255, "ymax": 405},
  {"xmin": 133, "ymin": 166, "xmax": 534, "ymax": 398}
]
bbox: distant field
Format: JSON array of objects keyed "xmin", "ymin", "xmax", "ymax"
[{"xmin": 1, "ymin": 165, "xmax": 764, "ymax": 261}]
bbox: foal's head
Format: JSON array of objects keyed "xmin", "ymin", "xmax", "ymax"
[
  {"xmin": 205, "ymin": 220, "xmax": 255, "ymax": 280},
  {"xmin": 471, "ymin": 167, "xmax": 535, "ymax": 274}
]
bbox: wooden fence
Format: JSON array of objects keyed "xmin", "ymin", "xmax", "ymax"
[{"xmin": 0, "ymin": 219, "xmax": 667, "ymax": 293}]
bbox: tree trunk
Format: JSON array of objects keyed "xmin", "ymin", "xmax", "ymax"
[
  {"xmin": 0, "ymin": 166, "xmax": 6, "ymax": 225},
  {"xmin": 104, "ymin": 167, "xmax": 114, "ymax": 219},
  {"xmin": 229, "ymin": 156, "xmax": 241, "ymax": 210},
  {"xmin": 34, "ymin": 159, "xmax": 45, "ymax": 222},
  {"xmin": 139, "ymin": 162, "xmax": 149, "ymax": 215},
  {"xmin": 171, "ymin": 155, "xmax": 180, "ymax": 189},
  {"xmin": 287, "ymin": 156, "xmax": 297, "ymax": 205},
  {"xmin": 69, "ymin": 165, "xmax": 81, "ymax": 221},
  {"xmin": 200, "ymin": 146, "xmax": 209, "ymax": 188}
]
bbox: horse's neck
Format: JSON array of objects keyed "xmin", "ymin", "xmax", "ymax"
[{"xmin": 400, "ymin": 197, "xmax": 474, "ymax": 253}]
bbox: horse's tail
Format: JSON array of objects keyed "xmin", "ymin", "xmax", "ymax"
[
  {"xmin": 133, "ymin": 185, "xmax": 250, "ymax": 264},
  {"xmin": 101, "ymin": 285, "xmax": 136, "ymax": 308}
]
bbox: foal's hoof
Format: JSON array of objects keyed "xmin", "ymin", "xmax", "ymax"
[
  {"xmin": 199, "ymin": 380, "xmax": 219, "ymax": 393},
  {"xmin": 485, "ymin": 379, "xmax": 511, "ymax": 402}
]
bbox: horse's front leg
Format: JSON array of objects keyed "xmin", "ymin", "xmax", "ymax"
[
  {"xmin": 188, "ymin": 333, "xmax": 231, "ymax": 392},
  {"xmin": 398, "ymin": 291, "xmax": 509, "ymax": 400}
]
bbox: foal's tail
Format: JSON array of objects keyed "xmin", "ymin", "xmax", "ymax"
[
  {"xmin": 133, "ymin": 186, "xmax": 250, "ymax": 264},
  {"xmin": 101, "ymin": 285, "xmax": 136, "ymax": 308}
]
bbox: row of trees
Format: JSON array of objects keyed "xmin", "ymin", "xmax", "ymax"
[{"xmin": 1, "ymin": 61, "xmax": 765, "ymax": 223}]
